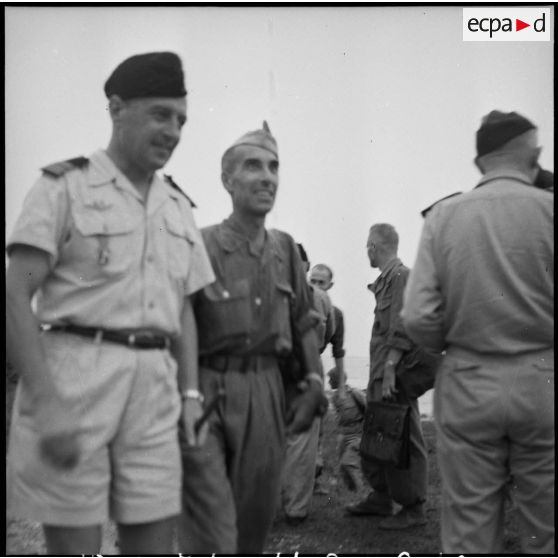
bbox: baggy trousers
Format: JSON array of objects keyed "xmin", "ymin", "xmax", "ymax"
[
  {"xmin": 435, "ymin": 346, "xmax": 554, "ymax": 554},
  {"xmin": 281, "ymin": 417, "xmax": 321, "ymax": 518},
  {"xmin": 178, "ymin": 359, "xmax": 286, "ymax": 555},
  {"xmin": 360, "ymin": 379, "xmax": 428, "ymax": 506}
]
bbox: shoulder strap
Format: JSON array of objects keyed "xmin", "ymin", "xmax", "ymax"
[
  {"xmin": 41, "ymin": 156, "xmax": 89, "ymax": 178},
  {"xmin": 421, "ymin": 192, "xmax": 462, "ymax": 218},
  {"xmin": 164, "ymin": 174, "xmax": 197, "ymax": 208}
]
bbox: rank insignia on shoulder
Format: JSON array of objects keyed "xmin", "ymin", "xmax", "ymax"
[
  {"xmin": 164, "ymin": 174, "xmax": 197, "ymax": 208},
  {"xmin": 421, "ymin": 192, "xmax": 462, "ymax": 218},
  {"xmin": 41, "ymin": 156, "xmax": 89, "ymax": 178}
]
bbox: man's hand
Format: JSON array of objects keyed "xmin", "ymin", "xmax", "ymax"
[
  {"xmin": 181, "ymin": 398, "xmax": 208, "ymax": 447},
  {"xmin": 286, "ymin": 380, "xmax": 328, "ymax": 434},
  {"xmin": 382, "ymin": 360, "xmax": 399, "ymax": 400},
  {"xmin": 40, "ymin": 432, "xmax": 81, "ymax": 470},
  {"xmin": 35, "ymin": 395, "xmax": 82, "ymax": 470}
]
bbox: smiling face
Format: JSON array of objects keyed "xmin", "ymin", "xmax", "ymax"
[
  {"xmin": 111, "ymin": 95, "xmax": 187, "ymax": 172},
  {"xmin": 222, "ymin": 145, "xmax": 279, "ymax": 217}
]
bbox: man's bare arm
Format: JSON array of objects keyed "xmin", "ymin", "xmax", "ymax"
[{"xmin": 6, "ymin": 245, "xmax": 81, "ymax": 468}]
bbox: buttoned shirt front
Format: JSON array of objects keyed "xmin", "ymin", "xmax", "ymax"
[
  {"xmin": 368, "ymin": 257, "xmax": 414, "ymax": 382},
  {"xmin": 8, "ymin": 150, "xmax": 215, "ymax": 334},
  {"xmin": 402, "ymin": 169, "xmax": 554, "ymax": 354},
  {"xmin": 194, "ymin": 218, "xmax": 318, "ymax": 358}
]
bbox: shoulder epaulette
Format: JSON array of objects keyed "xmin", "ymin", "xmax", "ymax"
[
  {"xmin": 41, "ymin": 156, "xmax": 89, "ymax": 178},
  {"xmin": 164, "ymin": 174, "xmax": 197, "ymax": 208},
  {"xmin": 420, "ymin": 192, "xmax": 462, "ymax": 218}
]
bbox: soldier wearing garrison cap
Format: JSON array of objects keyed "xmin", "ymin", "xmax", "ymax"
[
  {"xmin": 402, "ymin": 111, "xmax": 554, "ymax": 553},
  {"xmin": 178, "ymin": 122, "xmax": 327, "ymax": 554},
  {"xmin": 6, "ymin": 51, "xmax": 214, "ymax": 554}
]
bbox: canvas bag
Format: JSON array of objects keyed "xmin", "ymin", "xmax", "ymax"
[{"xmin": 360, "ymin": 400, "xmax": 411, "ymax": 469}]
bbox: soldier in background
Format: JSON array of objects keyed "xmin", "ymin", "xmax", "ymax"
[
  {"xmin": 179, "ymin": 123, "xmax": 327, "ymax": 554},
  {"xmin": 327, "ymin": 367, "xmax": 367, "ymax": 494},
  {"xmin": 6, "ymin": 52, "xmax": 215, "ymax": 554},
  {"xmin": 346, "ymin": 224, "xmax": 429, "ymax": 530},
  {"xmin": 281, "ymin": 250, "xmax": 336, "ymax": 523},
  {"xmin": 309, "ymin": 263, "xmax": 346, "ymax": 496}
]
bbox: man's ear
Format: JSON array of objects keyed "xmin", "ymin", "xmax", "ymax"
[
  {"xmin": 108, "ymin": 95, "xmax": 126, "ymax": 122},
  {"xmin": 473, "ymin": 155, "xmax": 485, "ymax": 174},
  {"xmin": 221, "ymin": 172, "xmax": 233, "ymax": 195},
  {"xmin": 326, "ymin": 281, "xmax": 334, "ymax": 291}
]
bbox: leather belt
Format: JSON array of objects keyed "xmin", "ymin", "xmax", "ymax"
[
  {"xmin": 199, "ymin": 354, "xmax": 276, "ymax": 373},
  {"xmin": 42, "ymin": 324, "xmax": 171, "ymax": 350}
]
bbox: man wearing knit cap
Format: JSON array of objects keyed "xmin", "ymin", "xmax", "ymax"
[
  {"xmin": 179, "ymin": 122, "xmax": 327, "ymax": 554},
  {"xmin": 402, "ymin": 110, "xmax": 553, "ymax": 553},
  {"xmin": 6, "ymin": 52, "xmax": 215, "ymax": 554}
]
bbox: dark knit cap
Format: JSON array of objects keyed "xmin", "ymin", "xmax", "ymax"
[
  {"xmin": 476, "ymin": 110, "xmax": 536, "ymax": 157},
  {"xmin": 104, "ymin": 52, "xmax": 186, "ymax": 100}
]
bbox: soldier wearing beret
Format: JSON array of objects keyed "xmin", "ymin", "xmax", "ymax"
[
  {"xmin": 402, "ymin": 111, "xmax": 554, "ymax": 553},
  {"xmin": 6, "ymin": 52, "xmax": 215, "ymax": 554},
  {"xmin": 178, "ymin": 122, "xmax": 327, "ymax": 554}
]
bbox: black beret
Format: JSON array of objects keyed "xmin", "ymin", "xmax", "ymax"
[
  {"xmin": 104, "ymin": 51, "xmax": 186, "ymax": 100},
  {"xmin": 476, "ymin": 110, "xmax": 536, "ymax": 157}
]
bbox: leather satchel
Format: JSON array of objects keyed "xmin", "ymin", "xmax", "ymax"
[
  {"xmin": 396, "ymin": 347, "xmax": 442, "ymax": 400},
  {"xmin": 360, "ymin": 400, "xmax": 411, "ymax": 469}
]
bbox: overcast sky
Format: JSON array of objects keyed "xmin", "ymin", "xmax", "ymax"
[{"xmin": 5, "ymin": 5, "xmax": 554, "ymax": 362}]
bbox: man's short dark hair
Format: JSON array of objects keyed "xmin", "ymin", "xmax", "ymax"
[
  {"xmin": 312, "ymin": 263, "xmax": 333, "ymax": 281},
  {"xmin": 369, "ymin": 223, "xmax": 399, "ymax": 251}
]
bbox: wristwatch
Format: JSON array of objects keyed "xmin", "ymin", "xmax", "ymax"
[{"xmin": 181, "ymin": 388, "xmax": 204, "ymax": 403}]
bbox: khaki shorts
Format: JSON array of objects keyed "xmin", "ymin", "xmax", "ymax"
[{"xmin": 7, "ymin": 331, "xmax": 182, "ymax": 526}]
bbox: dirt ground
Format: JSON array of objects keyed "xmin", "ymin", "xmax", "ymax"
[{"xmin": 5, "ymin": 375, "xmax": 521, "ymax": 555}]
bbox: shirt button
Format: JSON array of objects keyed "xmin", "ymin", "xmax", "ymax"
[
  {"xmin": 223, "ymin": 290, "xmax": 230, "ymax": 299},
  {"xmin": 148, "ymin": 302, "xmax": 155, "ymax": 309},
  {"xmin": 246, "ymin": 339, "xmax": 251, "ymax": 345},
  {"xmin": 146, "ymin": 254, "xmax": 154, "ymax": 263},
  {"xmin": 255, "ymin": 297, "xmax": 262, "ymax": 306}
]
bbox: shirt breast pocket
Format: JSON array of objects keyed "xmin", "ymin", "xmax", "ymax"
[
  {"xmin": 164, "ymin": 214, "xmax": 194, "ymax": 279},
  {"xmin": 202, "ymin": 279, "xmax": 252, "ymax": 337},
  {"xmin": 272, "ymin": 282, "xmax": 294, "ymax": 338},
  {"xmin": 373, "ymin": 297, "xmax": 392, "ymax": 336},
  {"xmin": 68, "ymin": 207, "xmax": 138, "ymax": 280}
]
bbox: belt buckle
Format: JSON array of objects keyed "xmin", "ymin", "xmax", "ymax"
[{"xmin": 127, "ymin": 333, "xmax": 136, "ymax": 347}]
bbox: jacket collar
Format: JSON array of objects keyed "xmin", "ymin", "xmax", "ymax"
[
  {"xmin": 86, "ymin": 150, "xmax": 172, "ymax": 213},
  {"xmin": 476, "ymin": 168, "xmax": 533, "ymax": 189},
  {"xmin": 217, "ymin": 217, "xmax": 283, "ymax": 262},
  {"xmin": 368, "ymin": 256, "xmax": 401, "ymax": 294}
]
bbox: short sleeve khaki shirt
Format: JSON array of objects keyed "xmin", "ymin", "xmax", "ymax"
[{"xmin": 7, "ymin": 150, "xmax": 215, "ymax": 334}]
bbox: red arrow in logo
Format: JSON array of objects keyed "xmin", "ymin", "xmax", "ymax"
[{"xmin": 516, "ymin": 19, "xmax": 530, "ymax": 31}]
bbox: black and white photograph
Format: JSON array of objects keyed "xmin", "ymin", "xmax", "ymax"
[{"xmin": 5, "ymin": 4, "xmax": 554, "ymax": 555}]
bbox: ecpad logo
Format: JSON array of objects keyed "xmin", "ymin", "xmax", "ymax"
[{"xmin": 463, "ymin": 8, "xmax": 551, "ymax": 41}]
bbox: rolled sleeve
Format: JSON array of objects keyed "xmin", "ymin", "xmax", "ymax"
[
  {"xmin": 180, "ymin": 206, "xmax": 215, "ymax": 297},
  {"xmin": 330, "ymin": 307, "xmax": 346, "ymax": 359},
  {"xmin": 183, "ymin": 232, "xmax": 215, "ymax": 297},
  {"xmin": 7, "ymin": 176, "xmax": 69, "ymax": 266},
  {"xmin": 401, "ymin": 216, "xmax": 446, "ymax": 352}
]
